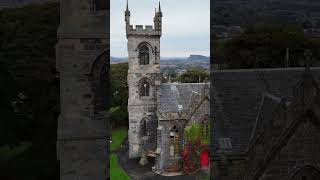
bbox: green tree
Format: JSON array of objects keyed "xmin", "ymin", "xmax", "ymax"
[
  {"xmin": 176, "ymin": 69, "xmax": 209, "ymax": 83},
  {"xmin": 110, "ymin": 62, "xmax": 129, "ymax": 128},
  {"xmin": 215, "ymin": 24, "xmax": 320, "ymax": 69},
  {"xmin": 0, "ymin": 2, "xmax": 60, "ymax": 180}
]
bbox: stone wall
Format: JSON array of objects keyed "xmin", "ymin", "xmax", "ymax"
[
  {"xmin": 126, "ymin": 22, "xmax": 162, "ymax": 159},
  {"xmin": 56, "ymin": 0, "xmax": 109, "ymax": 179},
  {"xmin": 155, "ymin": 119, "xmax": 187, "ymax": 173}
]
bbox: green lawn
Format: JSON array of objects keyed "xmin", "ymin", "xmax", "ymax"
[
  {"xmin": 110, "ymin": 128, "xmax": 130, "ymax": 180},
  {"xmin": 0, "ymin": 142, "xmax": 32, "ymax": 162},
  {"xmin": 110, "ymin": 128, "xmax": 128, "ymax": 152},
  {"xmin": 200, "ymin": 178, "xmax": 209, "ymax": 180},
  {"xmin": 110, "ymin": 153, "xmax": 130, "ymax": 180}
]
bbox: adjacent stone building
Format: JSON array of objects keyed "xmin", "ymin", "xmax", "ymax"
[
  {"xmin": 211, "ymin": 56, "xmax": 320, "ymax": 179},
  {"xmin": 126, "ymin": 2, "xmax": 210, "ymax": 174},
  {"xmin": 56, "ymin": 0, "xmax": 109, "ymax": 179}
]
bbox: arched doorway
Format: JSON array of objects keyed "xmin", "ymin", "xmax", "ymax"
[{"xmin": 290, "ymin": 166, "xmax": 320, "ymax": 180}]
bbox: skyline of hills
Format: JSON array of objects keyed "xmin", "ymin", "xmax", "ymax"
[{"xmin": 111, "ymin": 54, "xmax": 210, "ymax": 64}]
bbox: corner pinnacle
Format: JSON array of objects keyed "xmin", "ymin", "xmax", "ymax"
[{"xmin": 126, "ymin": 0, "xmax": 129, "ymax": 12}]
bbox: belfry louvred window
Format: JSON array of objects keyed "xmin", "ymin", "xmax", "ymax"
[
  {"xmin": 139, "ymin": 78, "xmax": 151, "ymax": 97},
  {"xmin": 138, "ymin": 43, "xmax": 150, "ymax": 65}
]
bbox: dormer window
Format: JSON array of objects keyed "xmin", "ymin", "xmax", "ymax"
[{"xmin": 138, "ymin": 42, "xmax": 150, "ymax": 65}]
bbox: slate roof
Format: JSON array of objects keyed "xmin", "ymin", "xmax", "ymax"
[
  {"xmin": 249, "ymin": 92, "xmax": 286, "ymax": 143},
  {"xmin": 211, "ymin": 67, "xmax": 320, "ymax": 156},
  {"xmin": 157, "ymin": 83, "xmax": 208, "ymax": 113}
]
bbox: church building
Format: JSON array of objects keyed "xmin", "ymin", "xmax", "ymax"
[
  {"xmin": 211, "ymin": 52, "xmax": 320, "ymax": 179},
  {"xmin": 125, "ymin": 2, "xmax": 210, "ymax": 174}
]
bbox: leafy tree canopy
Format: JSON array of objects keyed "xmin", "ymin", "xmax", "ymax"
[
  {"xmin": 110, "ymin": 63, "xmax": 129, "ymax": 128},
  {"xmin": 176, "ymin": 69, "xmax": 209, "ymax": 83},
  {"xmin": 214, "ymin": 24, "xmax": 320, "ymax": 69}
]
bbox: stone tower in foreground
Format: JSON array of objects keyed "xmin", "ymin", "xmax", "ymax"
[
  {"xmin": 56, "ymin": 0, "xmax": 109, "ymax": 179},
  {"xmin": 127, "ymin": 1, "xmax": 163, "ymax": 158}
]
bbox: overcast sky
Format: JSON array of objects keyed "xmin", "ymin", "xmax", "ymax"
[{"xmin": 110, "ymin": 0, "xmax": 210, "ymax": 57}]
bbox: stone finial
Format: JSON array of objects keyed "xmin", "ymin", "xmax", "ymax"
[
  {"xmin": 125, "ymin": 0, "xmax": 130, "ymax": 16},
  {"xmin": 304, "ymin": 50, "xmax": 312, "ymax": 72},
  {"xmin": 157, "ymin": 1, "xmax": 162, "ymax": 17},
  {"xmin": 125, "ymin": 0, "xmax": 130, "ymax": 25},
  {"xmin": 126, "ymin": 0, "xmax": 129, "ymax": 11}
]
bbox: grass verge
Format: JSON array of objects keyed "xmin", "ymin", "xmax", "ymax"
[
  {"xmin": 110, "ymin": 128, "xmax": 128, "ymax": 152},
  {"xmin": 110, "ymin": 153, "xmax": 130, "ymax": 180}
]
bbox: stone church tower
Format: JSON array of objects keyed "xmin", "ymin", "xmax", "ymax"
[
  {"xmin": 126, "ymin": 1, "xmax": 163, "ymax": 158},
  {"xmin": 56, "ymin": 0, "xmax": 109, "ymax": 179}
]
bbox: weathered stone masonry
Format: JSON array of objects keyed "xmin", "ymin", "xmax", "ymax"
[
  {"xmin": 126, "ymin": 1, "xmax": 210, "ymax": 174},
  {"xmin": 56, "ymin": 0, "xmax": 109, "ymax": 179},
  {"xmin": 126, "ymin": 1, "xmax": 162, "ymax": 159}
]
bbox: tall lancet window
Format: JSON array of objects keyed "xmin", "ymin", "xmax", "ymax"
[
  {"xmin": 138, "ymin": 43, "xmax": 150, "ymax": 65},
  {"xmin": 201, "ymin": 114, "xmax": 209, "ymax": 140},
  {"xmin": 170, "ymin": 125, "xmax": 179, "ymax": 157},
  {"xmin": 139, "ymin": 78, "xmax": 151, "ymax": 97},
  {"xmin": 140, "ymin": 118, "xmax": 149, "ymax": 137}
]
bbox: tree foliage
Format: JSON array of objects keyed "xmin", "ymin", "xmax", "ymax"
[
  {"xmin": 182, "ymin": 123, "xmax": 209, "ymax": 175},
  {"xmin": 110, "ymin": 63, "xmax": 129, "ymax": 128},
  {"xmin": 214, "ymin": 24, "xmax": 320, "ymax": 69},
  {"xmin": 0, "ymin": 2, "xmax": 60, "ymax": 179},
  {"xmin": 176, "ymin": 69, "xmax": 209, "ymax": 83}
]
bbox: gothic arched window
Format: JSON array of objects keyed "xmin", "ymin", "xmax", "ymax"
[
  {"xmin": 170, "ymin": 125, "xmax": 180, "ymax": 157},
  {"xmin": 141, "ymin": 118, "xmax": 149, "ymax": 137},
  {"xmin": 139, "ymin": 78, "xmax": 152, "ymax": 97},
  {"xmin": 138, "ymin": 43, "xmax": 150, "ymax": 65},
  {"xmin": 201, "ymin": 114, "xmax": 209, "ymax": 140}
]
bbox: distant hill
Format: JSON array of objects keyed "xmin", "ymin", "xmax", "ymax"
[
  {"xmin": 111, "ymin": 55, "xmax": 210, "ymax": 64},
  {"xmin": 111, "ymin": 55, "xmax": 210, "ymax": 71},
  {"xmin": 187, "ymin": 55, "xmax": 210, "ymax": 61},
  {"xmin": 111, "ymin": 56, "xmax": 127, "ymax": 64}
]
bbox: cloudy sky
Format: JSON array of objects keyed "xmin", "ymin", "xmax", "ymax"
[{"xmin": 111, "ymin": 0, "xmax": 210, "ymax": 57}]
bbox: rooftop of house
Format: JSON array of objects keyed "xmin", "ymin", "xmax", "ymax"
[
  {"xmin": 157, "ymin": 83, "xmax": 210, "ymax": 113},
  {"xmin": 211, "ymin": 67, "xmax": 320, "ymax": 156}
]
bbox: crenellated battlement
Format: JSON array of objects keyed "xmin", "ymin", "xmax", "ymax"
[
  {"xmin": 126, "ymin": 24, "xmax": 161, "ymax": 36},
  {"xmin": 125, "ymin": 0, "xmax": 162, "ymax": 37}
]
